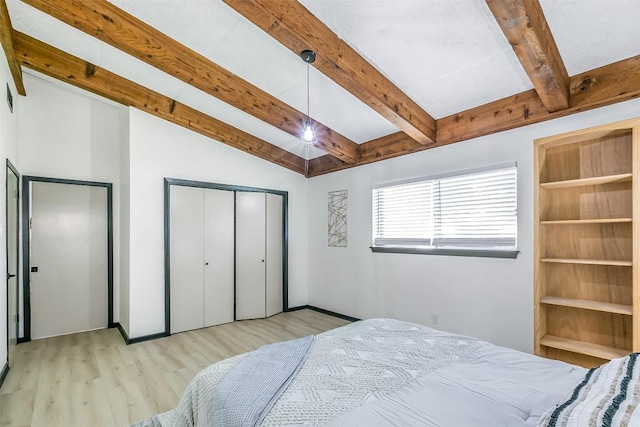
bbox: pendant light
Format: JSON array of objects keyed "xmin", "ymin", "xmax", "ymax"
[
  {"xmin": 300, "ymin": 50, "xmax": 317, "ymax": 146},
  {"xmin": 300, "ymin": 50, "xmax": 317, "ymax": 177}
]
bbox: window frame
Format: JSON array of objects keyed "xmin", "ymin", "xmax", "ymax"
[{"xmin": 370, "ymin": 162, "xmax": 519, "ymax": 259}]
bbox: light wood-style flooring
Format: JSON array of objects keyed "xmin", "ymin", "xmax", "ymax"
[{"xmin": 0, "ymin": 309, "xmax": 350, "ymax": 427}]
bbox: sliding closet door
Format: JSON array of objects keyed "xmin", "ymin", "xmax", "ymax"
[
  {"xmin": 203, "ymin": 189, "xmax": 235, "ymax": 327},
  {"xmin": 170, "ymin": 185, "xmax": 205, "ymax": 333},
  {"xmin": 265, "ymin": 193, "xmax": 283, "ymax": 317},
  {"xmin": 236, "ymin": 192, "xmax": 266, "ymax": 320}
]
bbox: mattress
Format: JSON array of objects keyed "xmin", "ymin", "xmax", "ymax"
[{"xmin": 132, "ymin": 318, "xmax": 586, "ymax": 427}]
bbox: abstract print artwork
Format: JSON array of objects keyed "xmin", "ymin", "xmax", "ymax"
[{"xmin": 328, "ymin": 190, "xmax": 347, "ymax": 247}]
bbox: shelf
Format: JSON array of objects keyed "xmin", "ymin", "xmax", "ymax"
[
  {"xmin": 540, "ymin": 258, "xmax": 632, "ymax": 267},
  {"xmin": 540, "ymin": 296, "xmax": 632, "ymax": 315},
  {"xmin": 540, "ymin": 173, "xmax": 632, "ymax": 190},
  {"xmin": 540, "ymin": 335, "xmax": 629, "ymax": 360},
  {"xmin": 540, "ymin": 218, "xmax": 632, "ymax": 225}
]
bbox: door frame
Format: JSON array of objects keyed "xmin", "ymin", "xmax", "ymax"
[
  {"xmin": 21, "ymin": 176, "xmax": 114, "ymax": 342},
  {"xmin": 5, "ymin": 159, "xmax": 20, "ymax": 364},
  {"xmin": 163, "ymin": 178, "xmax": 289, "ymax": 336}
]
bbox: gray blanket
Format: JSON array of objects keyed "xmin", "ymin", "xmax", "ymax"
[{"xmin": 212, "ymin": 335, "xmax": 314, "ymax": 427}]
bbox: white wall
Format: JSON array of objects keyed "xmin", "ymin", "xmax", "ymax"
[
  {"xmin": 307, "ymin": 97, "xmax": 640, "ymax": 354},
  {"xmin": 17, "ymin": 72, "xmax": 124, "ymax": 329},
  {"xmin": 126, "ymin": 108, "xmax": 309, "ymax": 338},
  {"xmin": 0, "ymin": 50, "xmax": 19, "ymax": 370}
]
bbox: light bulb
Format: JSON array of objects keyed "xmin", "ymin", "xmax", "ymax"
[{"xmin": 301, "ymin": 120, "xmax": 317, "ymax": 145}]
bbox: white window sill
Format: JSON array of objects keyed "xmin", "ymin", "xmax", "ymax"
[{"xmin": 370, "ymin": 246, "xmax": 519, "ymax": 259}]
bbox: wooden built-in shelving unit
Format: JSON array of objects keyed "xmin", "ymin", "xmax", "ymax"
[{"xmin": 534, "ymin": 118, "xmax": 640, "ymax": 368}]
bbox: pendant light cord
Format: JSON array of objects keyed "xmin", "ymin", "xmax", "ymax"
[
  {"xmin": 306, "ymin": 62, "xmax": 311, "ymax": 121},
  {"xmin": 305, "ymin": 62, "xmax": 310, "ymax": 177}
]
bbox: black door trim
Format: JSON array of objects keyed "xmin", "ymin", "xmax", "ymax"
[
  {"xmin": 163, "ymin": 178, "xmax": 289, "ymax": 337},
  {"xmin": 5, "ymin": 159, "xmax": 19, "ymax": 366},
  {"xmin": 22, "ymin": 175, "xmax": 114, "ymax": 342}
]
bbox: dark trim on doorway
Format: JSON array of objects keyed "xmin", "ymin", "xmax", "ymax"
[
  {"xmin": 115, "ymin": 322, "xmax": 130, "ymax": 343},
  {"xmin": 20, "ymin": 177, "xmax": 29, "ymax": 341},
  {"xmin": 128, "ymin": 332, "xmax": 167, "ymax": 344},
  {"xmin": 5, "ymin": 159, "xmax": 19, "ymax": 369},
  {"xmin": 0, "ymin": 362, "xmax": 8, "ymax": 389},
  {"xmin": 21, "ymin": 176, "xmax": 115, "ymax": 342},
  {"xmin": 282, "ymin": 195, "xmax": 289, "ymax": 311},
  {"xmin": 286, "ymin": 305, "xmax": 361, "ymax": 323},
  {"xmin": 163, "ymin": 178, "xmax": 289, "ymax": 337},
  {"xmin": 163, "ymin": 179, "xmax": 171, "ymax": 336},
  {"xmin": 115, "ymin": 322, "xmax": 129, "ymax": 344},
  {"xmin": 114, "ymin": 322, "xmax": 166, "ymax": 345}
]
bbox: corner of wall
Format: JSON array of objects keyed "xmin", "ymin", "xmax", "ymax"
[{"xmin": 118, "ymin": 107, "xmax": 131, "ymax": 336}]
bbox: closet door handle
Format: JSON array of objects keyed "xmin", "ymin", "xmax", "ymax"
[
  {"xmin": 205, "ymin": 262, "xmax": 209, "ymax": 266},
  {"xmin": 261, "ymin": 260, "xmax": 265, "ymax": 263}
]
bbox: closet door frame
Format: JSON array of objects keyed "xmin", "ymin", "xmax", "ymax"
[
  {"xmin": 163, "ymin": 178, "xmax": 289, "ymax": 336},
  {"xmin": 21, "ymin": 176, "xmax": 115, "ymax": 342}
]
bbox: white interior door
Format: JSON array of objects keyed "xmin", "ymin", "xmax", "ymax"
[
  {"xmin": 203, "ymin": 189, "xmax": 234, "ymax": 327},
  {"xmin": 236, "ymin": 192, "xmax": 266, "ymax": 320},
  {"xmin": 170, "ymin": 185, "xmax": 205, "ymax": 334},
  {"xmin": 6, "ymin": 167, "xmax": 18, "ymax": 362},
  {"xmin": 30, "ymin": 182, "xmax": 108, "ymax": 340},
  {"xmin": 265, "ymin": 193, "xmax": 283, "ymax": 317}
]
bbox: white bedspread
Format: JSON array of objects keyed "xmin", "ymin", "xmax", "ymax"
[
  {"xmin": 326, "ymin": 341, "xmax": 586, "ymax": 426},
  {"xmin": 133, "ymin": 318, "xmax": 586, "ymax": 427}
]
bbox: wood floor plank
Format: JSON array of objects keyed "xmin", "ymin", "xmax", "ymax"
[
  {"xmin": 109, "ymin": 378, "xmax": 154, "ymax": 426},
  {"xmin": 0, "ymin": 350, "xmax": 41, "ymax": 394},
  {"xmin": 125, "ymin": 360, "xmax": 178, "ymax": 415},
  {"xmin": 0, "ymin": 309, "xmax": 350, "ymax": 426},
  {"xmin": 31, "ymin": 357, "xmax": 73, "ymax": 427},
  {"xmin": 71, "ymin": 379, "xmax": 115, "ymax": 427},
  {"xmin": 0, "ymin": 388, "xmax": 35, "ymax": 426}
]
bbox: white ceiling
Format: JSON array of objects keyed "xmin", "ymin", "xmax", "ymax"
[{"xmin": 7, "ymin": 0, "xmax": 640, "ymax": 161}]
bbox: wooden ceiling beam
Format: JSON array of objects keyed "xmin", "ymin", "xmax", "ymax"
[
  {"xmin": 223, "ymin": 0, "xmax": 437, "ymax": 146},
  {"xmin": 22, "ymin": 0, "xmax": 358, "ymax": 164},
  {"xmin": 486, "ymin": 0, "xmax": 569, "ymax": 112},
  {"xmin": 570, "ymin": 55, "xmax": 640, "ymax": 109},
  {"xmin": 13, "ymin": 31, "xmax": 305, "ymax": 174},
  {"xmin": 308, "ymin": 132, "xmax": 426, "ymax": 177},
  {"xmin": 437, "ymin": 54, "xmax": 640, "ymax": 146},
  {"xmin": 358, "ymin": 132, "xmax": 427, "ymax": 166},
  {"xmin": 307, "ymin": 155, "xmax": 348, "ymax": 178},
  {"xmin": 308, "ymin": 132, "xmax": 428, "ymax": 177},
  {"xmin": 309, "ymin": 55, "xmax": 640, "ymax": 177},
  {"xmin": 0, "ymin": 0, "xmax": 25, "ymax": 95}
]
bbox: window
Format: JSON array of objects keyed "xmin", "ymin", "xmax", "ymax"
[{"xmin": 372, "ymin": 163, "xmax": 517, "ymax": 258}]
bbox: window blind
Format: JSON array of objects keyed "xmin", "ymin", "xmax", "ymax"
[{"xmin": 372, "ymin": 165, "xmax": 517, "ymax": 251}]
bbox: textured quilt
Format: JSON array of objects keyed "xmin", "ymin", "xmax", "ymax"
[{"xmin": 131, "ymin": 318, "xmax": 483, "ymax": 427}]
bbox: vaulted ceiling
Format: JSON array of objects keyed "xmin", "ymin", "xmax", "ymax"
[{"xmin": 2, "ymin": 0, "xmax": 640, "ymax": 177}]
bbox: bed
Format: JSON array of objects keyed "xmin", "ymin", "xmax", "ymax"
[{"xmin": 132, "ymin": 318, "xmax": 640, "ymax": 426}]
